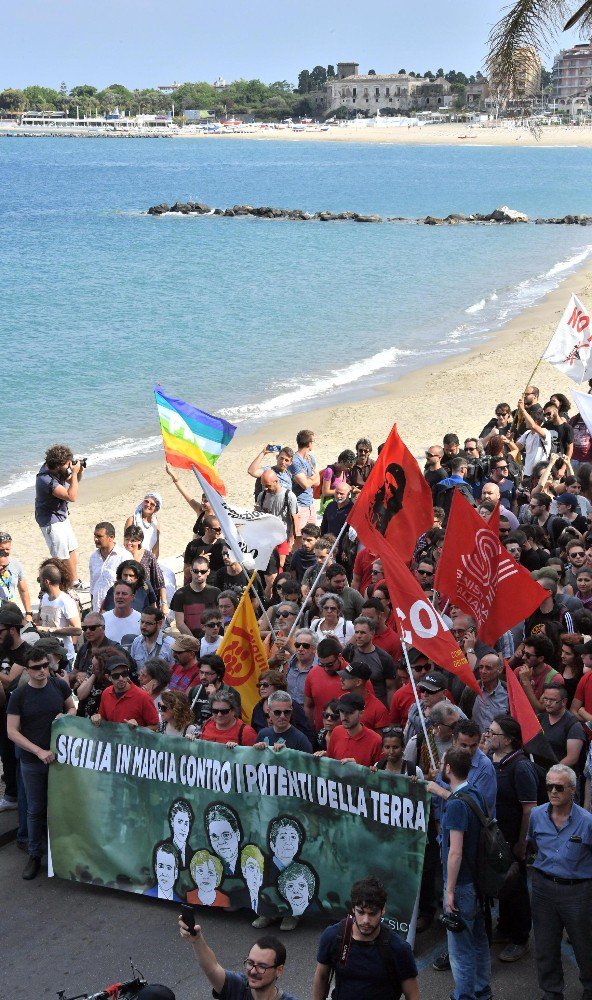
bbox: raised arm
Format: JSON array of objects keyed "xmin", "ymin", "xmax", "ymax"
[
  {"xmin": 179, "ymin": 917, "xmax": 226, "ymax": 994},
  {"xmin": 247, "ymin": 445, "xmax": 275, "ymax": 479},
  {"xmin": 166, "ymin": 464, "xmax": 201, "ymax": 513}
]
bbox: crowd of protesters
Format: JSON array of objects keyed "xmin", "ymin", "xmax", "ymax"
[{"xmin": 2, "ymin": 400, "xmax": 592, "ymax": 999}]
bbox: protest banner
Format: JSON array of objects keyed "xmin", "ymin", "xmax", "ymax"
[{"xmin": 48, "ymin": 718, "xmax": 429, "ymax": 932}]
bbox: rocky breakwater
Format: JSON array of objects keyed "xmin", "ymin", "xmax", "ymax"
[{"xmin": 146, "ymin": 203, "xmax": 592, "ymax": 226}]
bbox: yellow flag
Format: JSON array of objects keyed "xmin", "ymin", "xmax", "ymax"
[{"xmin": 217, "ymin": 574, "xmax": 268, "ymax": 723}]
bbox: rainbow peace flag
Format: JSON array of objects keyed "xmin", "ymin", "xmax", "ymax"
[{"xmin": 154, "ymin": 386, "xmax": 236, "ymax": 495}]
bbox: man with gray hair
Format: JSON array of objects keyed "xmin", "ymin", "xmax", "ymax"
[
  {"xmin": 459, "ymin": 652, "xmax": 509, "ymax": 734},
  {"xmin": 254, "ymin": 691, "xmax": 312, "ymax": 753},
  {"xmin": 528, "ymin": 763, "xmax": 592, "ymax": 1000},
  {"xmin": 285, "ymin": 630, "xmax": 317, "ymax": 708}
]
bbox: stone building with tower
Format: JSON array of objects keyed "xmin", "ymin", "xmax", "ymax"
[{"xmin": 322, "ymin": 62, "xmax": 453, "ymax": 116}]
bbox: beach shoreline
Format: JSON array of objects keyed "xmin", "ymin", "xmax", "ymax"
[{"xmin": 3, "ymin": 257, "xmax": 592, "ymax": 584}]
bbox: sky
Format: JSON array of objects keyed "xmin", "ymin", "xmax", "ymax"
[{"xmin": 2, "ymin": 0, "xmax": 584, "ymax": 91}]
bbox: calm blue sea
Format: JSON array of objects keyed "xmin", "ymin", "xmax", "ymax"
[{"xmin": 2, "ymin": 135, "xmax": 592, "ymax": 504}]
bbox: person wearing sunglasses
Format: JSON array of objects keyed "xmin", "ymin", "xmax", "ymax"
[
  {"xmin": 199, "ymin": 693, "xmax": 256, "ymax": 748},
  {"xmin": 528, "ymin": 763, "xmax": 592, "ymax": 1000},
  {"xmin": 170, "ymin": 556, "xmax": 220, "ymax": 639},
  {"xmin": 254, "ymin": 691, "xmax": 312, "ymax": 754},
  {"xmin": 90, "ymin": 655, "xmax": 159, "ymax": 731},
  {"xmin": 0, "ymin": 532, "xmax": 32, "ymax": 621},
  {"xmin": 6, "ymin": 645, "xmax": 76, "ymax": 879},
  {"xmin": 250, "ymin": 670, "xmax": 313, "ymax": 744},
  {"xmin": 314, "ymin": 699, "xmax": 341, "ymax": 753},
  {"xmin": 423, "ymin": 444, "xmax": 446, "ymax": 495},
  {"xmin": 285, "ymin": 629, "xmax": 318, "ymax": 709},
  {"xmin": 125, "ymin": 491, "xmax": 162, "ymax": 557},
  {"xmin": 349, "ymin": 437, "xmax": 375, "ymax": 496},
  {"xmin": 309, "ymin": 592, "xmax": 354, "ymax": 644},
  {"xmin": 182, "ymin": 516, "xmax": 225, "ymax": 586},
  {"xmin": 179, "ymin": 916, "xmax": 299, "ymax": 1000}
]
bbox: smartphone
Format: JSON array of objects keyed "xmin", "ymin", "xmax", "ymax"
[
  {"xmin": 267, "ymin": 444, "xmax": 282, "ymax": 453},
  {"xmin": 180, "ymin": 903, "xmax": 197, "ymax": 936}
]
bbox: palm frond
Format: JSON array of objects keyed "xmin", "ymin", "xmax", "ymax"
[
  {"xmin": 487, "ymin": 0, "xmax": 568, "ymax": 94},
  {"xmin": 564, "ymin": 0, "xmax": 592, "ymax": 30}
]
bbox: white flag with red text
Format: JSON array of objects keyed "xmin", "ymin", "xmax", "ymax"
[{"xmin": 543, "ymin": 294, "xmax": 592, "ymax": 383}]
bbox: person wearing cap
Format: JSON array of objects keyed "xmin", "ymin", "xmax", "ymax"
[
  {"xmin": 168, "ymin": 635, "xmax": 202, "ymax": 693},
  {"xmin": 323, "ymin": 692, "xmax": 382, "ymax": 767},
  {"xmin": 404, "ymin": 670, "xmax": 450, "ymax": 744},
  {"xmin": 388, "ymin": 649, "xmax": 433, "ymax": 728},
  {"xmin": 32, "ymin": 636, "xmax": 70, "ymax": 682},
  {"xmin": 91, "ymin": 655, "xmax": 159, "ymax": 730},
  {"xmin": 7, "ymin": 644, "xmax": 76, "ymax": 879},
  {"xmin": 0, "ymin": 532, "xmax": 32, "ymax": 620},
  {"xmin": 555, "ymin": 492, "xmax": 588, "ymax": 534},
  {"xmin": 340, "ymin": 661, "xmax": 390, "ymax": 732}
]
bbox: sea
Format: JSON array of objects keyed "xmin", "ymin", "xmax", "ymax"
[{"xmin": 2, "ymin": 135, "xmax": 592, "ymax": 506}]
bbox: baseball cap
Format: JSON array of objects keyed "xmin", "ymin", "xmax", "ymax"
[
  {"xmin": 34, "ymin": 636, "xmax": 68, "ymax": 661},
  {"xmin": 557, "ymin": 492, "xmax": 579, "ymax": 510},
  {"xmin": 171, "ymin": 635, "xmax": 201, "ymax": 653},
  {"xmin": 105, "ymin": 654, "xmax": 130, "ymax": 673},
  {"xmin": 338, "ymin": 692, "xmax": 365, "ymax": 712},
  {"xmin": 418, "ymin": 671, "xmax": 447, "ymax": 693},
  {"xmin": 344, "ymin": 661, "xmax": 372, "ymax": 681},
  {"xmin": 407, "ymin": 647, "xmax": 430, "ymax": 666},
  {"xmin": 0, "ymin": 605, "xmax": 24, "ymax": 628}
]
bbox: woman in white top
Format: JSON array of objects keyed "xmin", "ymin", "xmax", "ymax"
[
  {"xmin": 125, "ymin": 492, "xmax": 161, "ymax": 557},
  {"xmin": 157, "ymin": 690, "xmax": 198, "ymax": 739},
  {"xmin": 310, "ymin": 592, "xmax": 354, "ymax": 644}
]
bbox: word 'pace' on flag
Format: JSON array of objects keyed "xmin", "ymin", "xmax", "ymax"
[
  {"xmin": 217, "ymin": 573, "xmax": 268, "ymax": 723},
  {"xmin": 154, "ymin": 386, "xmax": 236, "ymax": 495},
  {"xmin": 379, "ymin": 547, "xmax": 481, "ymax": 695},
  {"xmin": 192, "ymin": 466, "xmax": 286, "ymax": 572},
  {"xmin": 435, "ymin": 492, "xmax": 548, "ymax": 646},
  {"xmin": 347, "ymin": 423, "xmax": 433, "ymax": 563},
  {"xmin": 542, "ymin": 293, "xmax": 592, "ymax": 383}
]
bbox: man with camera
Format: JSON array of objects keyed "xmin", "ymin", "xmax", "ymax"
[{"xmin": 35, "ymin": 444, "xmax": 85, "ymax": 585}]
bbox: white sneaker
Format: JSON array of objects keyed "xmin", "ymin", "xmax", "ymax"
[{"xmin": 0, "ymin": 797, "xmax": 17, "ymax": 812}]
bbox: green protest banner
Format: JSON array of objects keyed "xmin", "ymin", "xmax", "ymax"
[{"xmin": 48, "ymin": 718, "xmax": 429, "ymax": 931}]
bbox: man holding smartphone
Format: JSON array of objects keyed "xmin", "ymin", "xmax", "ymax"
[
  {"xmin": 247, "ymin": 444, "xmax": 294, "ymax": 497},
  {"xmin": 179, "ymin": 912, "xmax": 300, "ymax": 1000}
]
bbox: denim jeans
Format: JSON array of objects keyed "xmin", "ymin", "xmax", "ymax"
[
  {"xmin": 19, "ymin": 757, "xmax": 49, "ymax": 858},
  {"xmin": 446, "ymin": 881, "xmax": 492, "ymax": 1000},
  {"xmin": 14, "ymin": 748, "xmax": 28, "ymax": 846}
]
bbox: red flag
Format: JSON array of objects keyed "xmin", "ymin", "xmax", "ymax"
[
  {"xmin": 435, "ymin": 491, "xmax": 548, "ymax": 645},
  {"xmin": 380, "ymin": 546, "xmax": 481, "ymax": 695},
  {"xmin": 505, "ymin": 661, "xmax": 557, "ymax": 762},
  {"xmin": 347, "ymin": 423, "xmax": 433, "ymax": 563}
]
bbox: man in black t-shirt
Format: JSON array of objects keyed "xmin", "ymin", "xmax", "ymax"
[
  {"xmin": 538, "ymin": 684, "xmax": 585, "ymax": 773},
  {"xmin": 423, "ymin": 445, "xmax": 446, "ymax": 495},
  {"xmin": 543, "ymin": 400, "xmax": 574, "ymax": 459},
  {"xmin": 0, "ymin": 605, "xmax": 32, "ymax": 811},
  {"xmin": 182, "ymin": 516, "xmax": 225, "ymax": 584},
  {"xmin": 171, "ymin": 556, "xmax": 220, "ymax": 638},
  {"xmin": 7, "ymin": 645, "xmax": 75, "ymax": 879}
]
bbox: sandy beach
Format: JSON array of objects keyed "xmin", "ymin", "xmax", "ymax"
[
  {"xmin": 3, "ymin": 257, "xmax": 592, "ymax": 590},
  {"xmin": 179, "ymin": 122, "xmax": 592, "ymax": 148}
]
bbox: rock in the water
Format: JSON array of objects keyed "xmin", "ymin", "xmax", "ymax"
[
  {"xmin": 354, "ymin": 214, "xmax": 382, "ymax": 223},
  {"xmin": 147, "ymin": 203, "xmax": 170, "ymax": 215},
  {"xmin": 423, "ymin": 216, "xmax": 446, "ymax": 225},
  {"xmin": 489, "ymin": 205, "xmax": 528, "ymax": 223}
]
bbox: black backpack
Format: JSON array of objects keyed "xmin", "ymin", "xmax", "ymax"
[
  {"xmin": 455, "ymin": 791, "xmax": 516, "ymax": 899},
  {"xmin": 328, "ymin": 914, "xmax": 402, "ymax": 999},
  {"xmin": 433, "ymin": 481, "xmax": 476, "ymax": 525}
]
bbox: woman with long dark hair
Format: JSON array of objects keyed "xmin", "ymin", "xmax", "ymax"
[{"xmin": 101, "ymin": 559, "xmax": 157, "ymax": 613}]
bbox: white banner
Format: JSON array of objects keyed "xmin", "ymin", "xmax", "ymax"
[
  {"xmin": 543, "ymin": 294, "xmax": 592, "ymax": 383},
  {"xmin": 192, "ymin": 467, "xmax": 286, "ymax": 571},
  {"xmin": 572, "ymin": 388, "xmax": 592, "ymax": 438}
]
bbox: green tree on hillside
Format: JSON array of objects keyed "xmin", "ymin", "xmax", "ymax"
[
  {"xmin": 297, "ymin": 69, "xmax": 311, "ymax": 93},
  {"xmin": 0, "ymin": 88, "xmax": 26, "ymax": 111}
]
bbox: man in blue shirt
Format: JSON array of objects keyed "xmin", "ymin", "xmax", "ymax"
[
  {"xmin": 289, "ymin": 430, "xmax": 319, "ymax": 536},
  {"xmin": 528, "ymin": 763, "xmax": 592, "ymax": 1000},
  {"xmin": 438, "ymin": 746, "xmax": 492, "ymax": 1000},
  {"xmin": 254, "ymin": 691, "xmax": 312, "ymax": 754}
]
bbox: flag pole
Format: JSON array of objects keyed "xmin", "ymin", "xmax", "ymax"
[
  {"xmin": 237, "ymin": 565, "xmax": 278, "ymax": 643},
  {"xmin": 401, "ymin": 639, "xmax": 437, "ymax": 773},
  {"xmin": 286, "ymin": 520, "xmax": 350, "ymax": 640}
]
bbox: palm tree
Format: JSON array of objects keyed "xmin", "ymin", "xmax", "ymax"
[{"xmin": 488, "ymin": 0, "xmax": 592, "ymax": 93}]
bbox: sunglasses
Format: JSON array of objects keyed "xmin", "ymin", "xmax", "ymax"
[
  {"xmin": 207, "ymin": 526, "xmax": 222, "ymax": 533},
  {"xmin": 110, "ymin": 671, "xmax": 129, "ymax": 680},
  {"xmin": 203, "ymin": 621, "xmax": 222, "ymax": 627},
  {"xmin": 81, "ymin": 623, "xmax": 100, "ymax": 631},
  {"xmin": 323, "ymin": 606, "xmax": 339, "ymax": 612},
  {"xmin": 323, "ymin": 712, "xmax": 339, "ymax": 720},
  {"xmin": 211, "ymin": 707, "xmax": 231, "ymax": 715},
  {"xmin": 276, "ymin": 611, "xmax": 294, "ymax": 619},
  {"xmin": 192, "ymin": 569, "xmax": 208, "ymax": 575},
  {"xmin": 546, "ymin": 782, "xmax": 566, "ymax": 792},
  {"xmin": 29, "ymin": 660, "xmax": 50, "ymax": 670},
  {"xmin": 258, "ymin": 681, "xmax": 271, "ymax": 688},
  {"xmin": 416, "ymin": 569, "xmax": 433, "ymax": 577},
  {"xmin": 271, "ymin": 708, "xmax": 292, "ymax": 716},
  {"xmin": 157, "ymin": 702, "xmax": 171, "ymax": 711},
  {"xmin": 294, "ymin": 641, "xmax": 312, "ymax": 649},
  {"xmin": 357, "ymin": 449, "xmax": 370, "ymax": 454}
]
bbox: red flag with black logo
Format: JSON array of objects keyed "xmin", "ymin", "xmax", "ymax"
[
  {"xmin": 505, "ymin": 662, "xmax": 557, "ymax": 763},
  {"xmin": 380, "ymin": 545, "xmax": 481, "ymax": 695},
  {"xmin": 347, "ymin": 423, "xmax": 433, "ymax": 564},
  {"xmin": 434, "ymin": 491, "xmax": 547, "ymax": 645}
]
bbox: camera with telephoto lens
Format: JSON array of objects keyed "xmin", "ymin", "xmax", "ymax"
[
  {"xmin": 439, "ymin": 911, "xmax": 467, "ymax": 933},
  {"xmin": 73, "ymin": 457, "xmax": 88, "ymax": 469}
]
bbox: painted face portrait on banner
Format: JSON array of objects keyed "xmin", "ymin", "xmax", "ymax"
[
  {"xmin": 241, "ymin": 844, "xmax": 265, "ymax": 912},
  {"xmin": 187, "ymin": 849, "xmax": 229, "ymax": 908},
  {"xmin": 205, "ymin": 802, "xmax": 242, "ymax": 876},
  {"xmin": 268, "ymin": 816, "xmax": 304, "ymax": 870},
  {"xmin": 277, "ymin": 861, "xmax": 318, "ymax": 917}
]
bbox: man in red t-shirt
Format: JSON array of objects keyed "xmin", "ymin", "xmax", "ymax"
[
  {"xmin": 361, "ymin": 598, "xmax": 402, "ymax": 662},
  {"xmin": 341, "ymin": 662, "xmax": 389, "ymax": 731},
  {"xmin": 304, "ymin": 636, "xmax": 347, "ymax": 730},
  {"xmin": 325, "ymin": 693, "xmax": 382, "ymax": 767},
  {"xmin": 91, "ymin": 655, "xmax": 159, "ymax": 730},
  {"xmin": 389, "ymin": 649, "xmax": 433, "ymax": 726},
  {"xmin": 168, "ymin": 635, "xmax": 202, "ymax": 693},
  {"xmin": 571, "ymin": 641, "xmax": 592, "ymax": 729}
]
